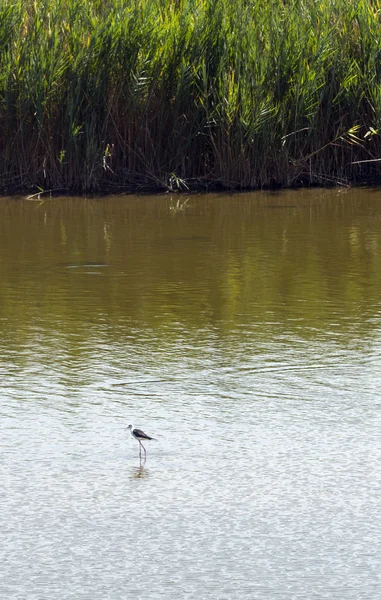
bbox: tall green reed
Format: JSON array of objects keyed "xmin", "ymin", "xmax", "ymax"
[{"xmin": 0, "ymin": 0, "xmax": 381, "ymax": 192}]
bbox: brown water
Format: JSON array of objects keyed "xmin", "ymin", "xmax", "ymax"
[{"xmin": 1, "ymin": 189, "xmax": 381, "ymax": 599}]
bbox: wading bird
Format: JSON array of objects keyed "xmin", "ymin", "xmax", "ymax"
[{"xmin": 127, "ymin": 424, "xmax": 155, "ymax": 461}]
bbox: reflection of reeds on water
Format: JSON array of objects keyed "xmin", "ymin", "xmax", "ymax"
[{"xmin": 2, "ymin": 0, "xmax": 381, "ymax": 193}]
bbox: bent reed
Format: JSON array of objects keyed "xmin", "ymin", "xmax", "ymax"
[{"xmin": 2, "ymin": 0, "xmax": 381, "ymax": 193}]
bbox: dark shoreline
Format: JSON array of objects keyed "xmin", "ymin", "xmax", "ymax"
[{"xmin": 3, "ymin": 178, "xmax": 381, "ymax": 199}]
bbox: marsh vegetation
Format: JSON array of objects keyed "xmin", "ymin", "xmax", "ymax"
[{"xmin": 2, "ymin": 0, "xmax": 381, "ymax": 192}]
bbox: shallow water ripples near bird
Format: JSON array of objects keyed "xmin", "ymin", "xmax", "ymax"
[{"xmin": 1, "ymin": 189, "xmax": 381, "ymax": 599}]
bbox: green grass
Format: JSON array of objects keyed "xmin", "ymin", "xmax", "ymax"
[{"xmin": 1, "ymin": 0, "xmax": 381, "ymax": 193}]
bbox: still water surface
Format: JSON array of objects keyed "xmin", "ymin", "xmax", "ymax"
[{"xmin": 1, "ymin": 189, "xmax": 381, "ymax": 599}]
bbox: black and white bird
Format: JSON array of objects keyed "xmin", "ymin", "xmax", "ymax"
[{"xmin": 127, "ymin": 424, "xmax": 155, "ymax": 461}]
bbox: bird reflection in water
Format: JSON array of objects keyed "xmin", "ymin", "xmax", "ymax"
[{"xmin": 130, "ymin": 465, "xmax": 150, "ymax": 480}]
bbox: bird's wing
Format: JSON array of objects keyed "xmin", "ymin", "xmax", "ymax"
[{"xmin": 133, "ymin": 428, "xmax": 153, "ymax": 440}]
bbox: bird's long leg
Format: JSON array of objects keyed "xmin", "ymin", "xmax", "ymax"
[
  {"xmin": 140, "ymin": 441, "xmax": 147, "ymax": 462},
  {"xmin": 138, "ymin": 441, "xmax": 142, "ymax": 460}
]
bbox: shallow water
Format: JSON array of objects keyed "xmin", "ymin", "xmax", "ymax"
[{"xmin": 1, "ymin": 189, "xmax": 381, "ymax": 599}]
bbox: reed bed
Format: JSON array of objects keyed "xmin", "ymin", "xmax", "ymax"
[{"xmin": 1, "ymin": 0, "xmax": 381, "ymax": 192}]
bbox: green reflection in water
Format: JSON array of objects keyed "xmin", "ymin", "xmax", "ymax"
[{"xmin": 0, "ymin": 188, "xmax": 380, "ymax": 358}]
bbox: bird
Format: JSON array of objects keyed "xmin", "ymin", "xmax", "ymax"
[{"xmin": 127, "ymin": 424, "xmax": 155, "ymax": 461}]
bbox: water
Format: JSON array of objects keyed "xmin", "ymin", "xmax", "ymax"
[{"xmin": 1, "ymin": 189, "xmax": 381, "ymax": 599}]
